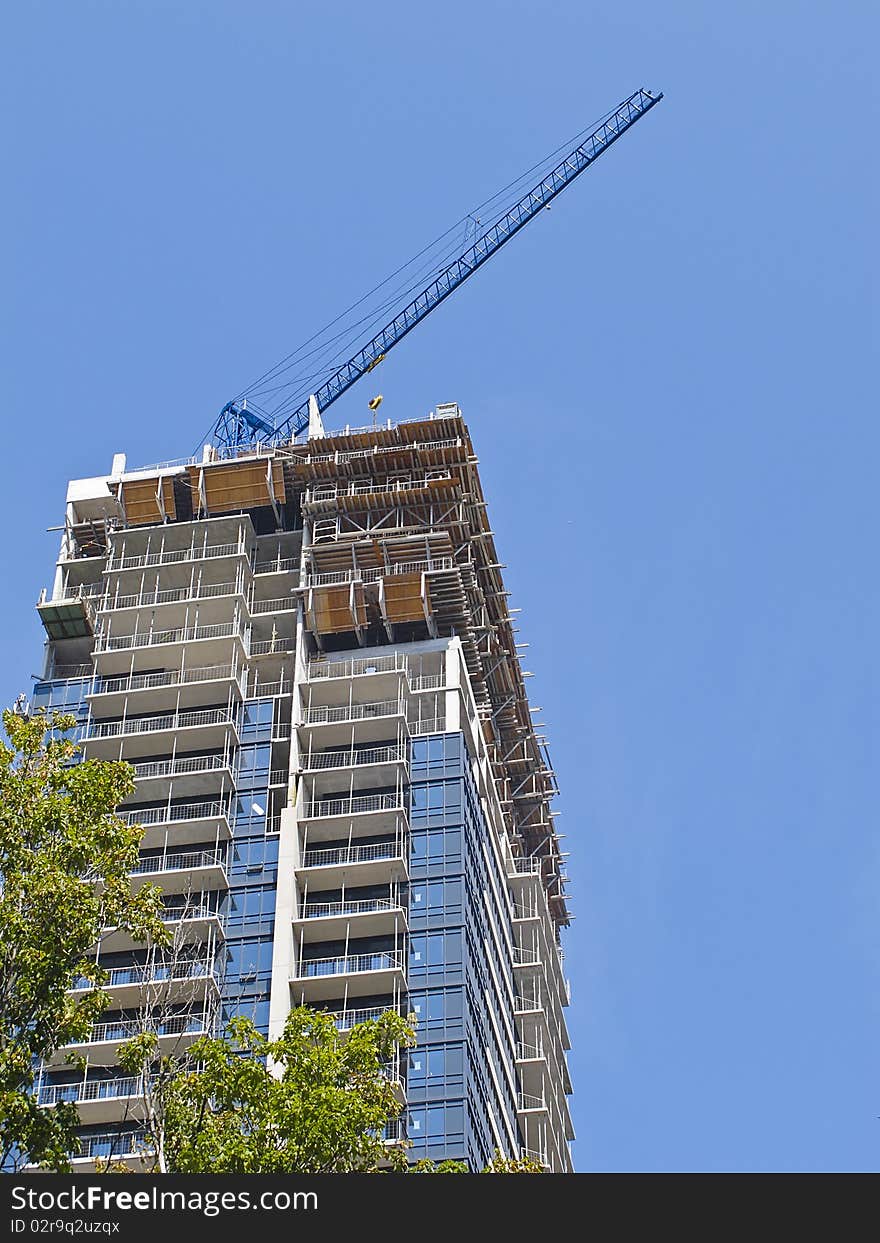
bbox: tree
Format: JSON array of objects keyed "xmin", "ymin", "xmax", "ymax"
[
  {"xmin": 0, "ymin": 709, "xmax": 167, "ymax": 1171},
  {"xmin": 117, "ymin": 1007, "xmax": 415, "ymax": 1173},
  {"xmin": 410, "ymin": 1151, "xmax": 544, "ymax": 1174}
]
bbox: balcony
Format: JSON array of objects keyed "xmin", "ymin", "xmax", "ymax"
[
  {"xmin": 301, "ymin": 745, "xmax": 408, "ymax": 791},
  {"xmin": 70, "ymin": 958, "xmax": 219, "ymax": 1008},
  {"xmin": 82, "ymin": 708, "xmax": 239, "ymax": 760},
  {"xmin": 250, "ymin": 595, "xmax": 297, "ymax": 615},
  {"xmin": 120, "ymin": 806, "xmax": 232, "ymax": 857},
  {"xmin": 330, "ymin": 1005, "xmax": 397, "ymax": 1032},
  {"xmin": 69, "ymin": 1130, "xmax": 151, "ymax": 1171},
  {"xmin": 298, "ymin": 699, "xmax": 408, "ymax": 749},
  {"xmin": 517, "ymin": 1092, "xmax": 549, "ymax": 1116},
  {"xmin": 101, "ymin": 901, "xmax": 225, "ymax": 953},
  {"xmin": 52, "ymin": 1011, "xmax": 214, "ymax": 1066},
  {"xmin": 290, "ymin": 951, "xmax": 405, "ymax": 1002},
  {"xmin": 300, "ymin": 792, "xmax": 408, "ymax": 837},
  {"xmin": 88, "ymin": 663, "xmax": 246, "ymax": 713},
  {"xmin": 297, "ymin": 839, "xmax": 408, "ymax": 887},
  {"xmin": 308, "ymin": 654, "xmax": 411, "ymax": 697},
  {"xmin": 93, "ymin": 621, "xmax": 249, "ymax": 675},
  {"xmin": 250, "ymin": 637, "xmax": 295, "ymax": 658},
  {"xmin": 128, "ymin": 753, "xmax": 234, "ymax": 799},
  {"xmin": 106, "ymin": 540, "xmax": 251, "ymax": 573},
  {"xmin": 254, "ymin": 555, "xmax": 299, "ymax": 576},
  {"xmin": 38, "ymin": 1074, "xmax": 144, "ymax": 1125},
  {"xmin": 295, "ymin": 898, "xmax": 406, "ymax": 941},
  {"xmin": 95, "ymin": 580, "xmax": 248, "ymax": 621}
]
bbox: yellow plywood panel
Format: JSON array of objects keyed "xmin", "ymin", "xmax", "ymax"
[
  {"xmin": 118, "ymin": 476, "xmax": 177, "ymax": 527},
  {"xmin": 382, "ymin": 572, "xmax": 425, "ymax": 624},
  {"xmin": 309, "ymin": 585, "xmax": 366, "ymax": 635},
  {"xmin": 188, "ymin": 459, "xmax": 285, "ymax": 515}
]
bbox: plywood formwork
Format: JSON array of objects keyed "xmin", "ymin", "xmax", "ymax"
[
  {"xmin": 114, "ymin": 475, "xmax": 177, "ymax": 526},
  {"xmin": 187, "ymin": 457, "xmax": 285, "ymax": 517}
]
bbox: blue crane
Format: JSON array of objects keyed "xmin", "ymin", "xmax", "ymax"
[{"xmin": 213, "ymin": 87, "xmax": 662, "ymax": 451}]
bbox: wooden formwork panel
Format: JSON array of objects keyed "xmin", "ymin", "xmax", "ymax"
[
  {"xmin": 381, "ymin": 572, "xmax": 426, "ymax": 625},
  {"xmin": 308, "ymin": 584, "xmax": 367, "ymax": 635},
  {"xmin": 117, "ymin": 476, "xmax": 177, "ymax": 526},
  {"xmin": 187, "ymin": 459, "xmax": 285, "ymax": 515}
]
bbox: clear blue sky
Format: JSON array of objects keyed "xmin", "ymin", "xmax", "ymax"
[{"xmin": 2, "ymin": 1, "xmax": 876, "ymax": 1172}]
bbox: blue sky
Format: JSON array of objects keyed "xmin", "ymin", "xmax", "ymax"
[{"xmin": 2, "ymin": 1, "xmax": 876, "ymax": 1172}]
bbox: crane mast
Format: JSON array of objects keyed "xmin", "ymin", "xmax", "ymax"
[{"xmin": 214, "ymin": 87, "xmax": 662, "ymax": 451}]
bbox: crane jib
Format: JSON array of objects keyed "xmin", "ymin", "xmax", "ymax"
[{"xmin": 215, "ymin": 88, "xmax": 662, "ymax": 451}]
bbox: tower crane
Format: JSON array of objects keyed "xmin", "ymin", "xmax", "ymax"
[{"xmin": 213, "ymin": 87, "xmax": 662, "ymax": 452}]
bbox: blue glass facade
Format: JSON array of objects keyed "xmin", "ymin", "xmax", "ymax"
[{"xmin": 407, "ymin": 732, "xmax": 519, "ymax": 1169}]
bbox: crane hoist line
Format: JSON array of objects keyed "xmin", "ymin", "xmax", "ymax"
[{"xmin": 212, "ymin": 87, "xmax": 663, "ymax": 453}]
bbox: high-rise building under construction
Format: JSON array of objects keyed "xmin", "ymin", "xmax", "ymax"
[{"xmin": 30, "ymin": 404, "xmax": 573, "ymax": 1171}]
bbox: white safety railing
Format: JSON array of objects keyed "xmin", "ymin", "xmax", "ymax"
[
  {"xmin": 86, "ymin": 708, "xmax": 237, "ymax": 740},
  {"xmin": 304, "ymin": 793, "xmax": 403, "ymax": 819},
  {"xmin": 294, "ymin": 951, "xmax": 402, "ymax": 980},
  {"xmin": 98, "ymin": 581, "xmax": 244, "ymax": 611},
  {"xmin": 92, "ymin": 664, "xmax": 239, "ymax": 696},
  {"xmin": 303, "ymin": 745, "xmax": 406, "ymax": 771},
  {"xmin": 300, "ymin": 840, "xmax": 404, "ymax": 869},
  {"xmin": 106, "ymin": 542, "xmax": 248, "ymax": 572},
  {"xmin": 300, "ymin": 699, "xmax": 403, "ymax": 726},
  {"xmin": 254, "ymin": 556, "xmax": 298, "ymax": 575},
  {"xmin": 95, "ymin": 621, "xmax": 246, "ymax": 653},
  {"xmin": 131, "ymin": 754, "xmax": 229, "ymax": 781},
  {"xmin": 251, "ymin": 596, "xmax": 297, "ymax": 614},
  {"xmin": 309, "ymin": 653, "xmax": 408, "ymax": 680},
  {"xmin": 306, "ymin": 557, "xmax": 453, "ymax": 588},
  {"xmin": 300, "ymin": 898, "xmax": 398, "ymax": 920},
  {"xmin": 128, "ymin": 846, "xmax": 227, "ymax": 873},
  {"xmin": 38, "ymin": 1076, "xmax": 142, "ymax": 1107}
]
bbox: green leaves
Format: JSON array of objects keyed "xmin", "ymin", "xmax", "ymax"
[
  {"xmin": 136, "ymin": 1007, "xmax": 416, "ymax": 1174},
  {"xmin": 0, "ymin": 708, "xmax": 168, "ymax": 1171}
]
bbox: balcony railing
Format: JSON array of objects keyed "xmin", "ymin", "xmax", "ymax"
[
  {"xmin": 309, "ymin": 653, "xmax": 408, "ymax": 680},
  {"xmin": 250, "ymin": 638, "xmax": 295, "ymax": 656},
  {"xmin": 300, "ymin": 898, "xmax": 398, "ymax": 920},
  {"xmin": 71, "ymin": 960, "xmax": 217, "ymax": 992},
  {"xmin": 510, "ymin": 857, "xmax": 543, "ymax": 876},
  {"xmin": 94, "ymin": 621, "xmax": 246, "ymax": 653},
  {"xmin": 68, "ymin": 1012, "xmax": 210, "ymax": 1047},
  {"xmin": 518, "ymin": 1092, "xmax": 548, "ymax": 1112},
  {"xmin": 300, "ymin": 699, "xmax": 403, "ymax": 726},
  {"xmin": 107, "ymin": 542, "xmax": 249, "ymax": 571},
  {"xmin": 73, "ymin": 1131, "xmax": 149, "ymax": 1160},
  {"xmin": 331, "ymin": 1005, "xmax": 394, "ymax": 1031},
  {"xmin": 131, "ymin": 754, "xmax": 229, "ymax": 782},
  {"xmin": 305, "ymin": 558, "xmax": 454, "ymax": 588},
  {"xmin": 160, "ymin": 903, "xmax": 222, "ymax": 926},
  {"xmin": 303, "ymin": 745, "xmax": 407, "ymax": 771},
  {"xmin": 296, "ymin": 951, "xmax": 402, "ymax": 980},
  {"xmin": 254, "ymin": 556, "xmax": 298, "ymax": 575},
  {"xmin": 86, "ymin": 708, "xmax": 237, "ymax": 740},
  {"xmin": 300, "ymin": 840, "xmax": 404, "ymax": 869},
  {"xmin": 97, "ymin": 581, "xmax": 245, "ymax": 611},
  {"xmin": 128, "ymin": 846, "xmax": 227, "ymax": 873},
  {"xmin": 38, "ymin": 1075, "xmax": 142, "ymax": 1107},
  {"xmin": 408, "ymin": 673, "xmax": 446, "ymax": 691},
  {"xmin": 49, "ymin": 663, "xmax": 94, "ymax": 680},
  {"xmin": 410, "ymin": 717, "xmax": 445, "ymax": 735},
  {"xmin": 305, "ymin": 474, "xmax": 453, "ymax": 505},
  {"xmin": 119, "ymin": 805, "xmax": 229, "ymax": 831},
  {"xmin": 516, "ymin": 1042, "xmax": 546, "ymax": 1061},
  {"xmin": 93, "ymin": 665, "xmax": 240, "ymax": 697},
  {"xmin": 304, "ymin": 793, "xmax": 403, "ymax": 819},
  {"xmin": 251, "ymin": 596, "xmax": 297, "ymax": 615}
]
